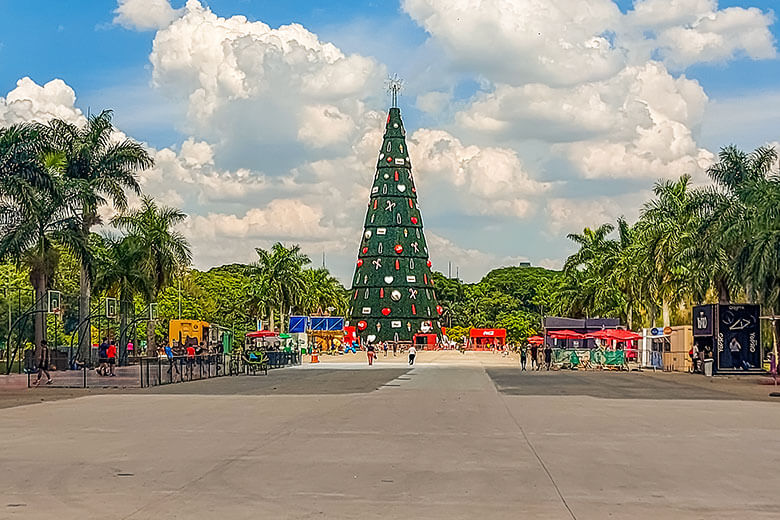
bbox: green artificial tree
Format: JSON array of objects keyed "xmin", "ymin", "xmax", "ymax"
[{"xmin": 348, "ymin": 101, "xmax": 442, "ymax": 343}]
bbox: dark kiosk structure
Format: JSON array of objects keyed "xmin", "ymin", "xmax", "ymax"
[{"xmin": 692, "ymin": 304, "xmax": 761, "ymax": 373}]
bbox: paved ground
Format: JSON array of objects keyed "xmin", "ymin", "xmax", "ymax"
[{"xmin": 1, "ymin": 358, "xmax": 779, "ymax": 519}]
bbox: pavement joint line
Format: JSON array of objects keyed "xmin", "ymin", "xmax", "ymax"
[{"xmin": 491, "ymin": 369, "xmax": 578, "ymax": 520}]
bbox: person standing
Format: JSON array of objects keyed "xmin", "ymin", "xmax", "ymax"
[
  {"xmin": 383, "ymin": 341, "xmax": 389, "ymax": 357},
  {"xmin": 392, "ymin": 342, "xmax": 397, "ymax": 357},
  {"xmin": 408, "ymin": 345, "xmax": 417, "ymax": 366},
  {"xmin": 366, "ymin": 343, "xmax": 375, "ymax": 366},
  {"xmin": 729, "ymin": 337, "xmax": 745, "ymax": 370},
  {"xmin": 107, "ymin": 340, "xmax": 117, "ymax": 377},
  {"xmin": 544, "ymin": 343, "xmax": 553, "ymax": 371},
  {"xmin": 33, "ymin": 339, "xmax": 52, "ymax": 386},
  {"xmin": 530, "ymin": 344, "xmax": 539, "ymax": 370},
  {"xmin": 520, "ymin": 344, "xmax": 527, "ymax": 371}
]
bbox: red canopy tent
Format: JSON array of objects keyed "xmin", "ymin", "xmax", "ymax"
[
  {"xmin": 527, "ymin": 335, "xmax": 544, "ymax": 345},
  {"xmin": 547, "ymin": 329, "xmax": 584, "ymax": 339},
  {"xmin": 468, "ymin": 328, "xmax": 507, "ymax": 350}
]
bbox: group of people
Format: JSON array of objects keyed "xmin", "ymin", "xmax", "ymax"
[
  {"xmin": 518, "ymin": 343, "xmax": 554, "ymax": 371},
  {"xmin": 365, "ymin": 341, "xmax": 416, "ymax": 366}
]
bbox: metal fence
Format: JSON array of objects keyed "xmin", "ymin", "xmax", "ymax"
[{"xmin": 16, "ymin": 350, "xmax": 302, "ymax": 389}]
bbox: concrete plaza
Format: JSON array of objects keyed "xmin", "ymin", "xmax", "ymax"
[{"xmin": 1, "ymin": 353, "xmax": 778, "ymax": 519}]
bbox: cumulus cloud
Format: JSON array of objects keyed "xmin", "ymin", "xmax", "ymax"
[
  {"xmin": 148, "ymin": 0, "xmax": 384, "ymax": 170},
  {"xmin": 114, "ymin": 0, "xmax": 181, "ymax": 31},
  {"xmin": 0, "ymin": 77, "xmax": 84, "ymax": 126}
]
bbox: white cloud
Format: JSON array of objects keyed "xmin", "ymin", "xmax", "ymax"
[
  {"xmin": 410, "ymin": 128, "xmax": 549, "ymax": 217},
  {"xmin": 545, "ymin": 192, "xmax": 649, "ymax": 235},
  {"xmin": 0, "ymin": 77, "xmax": 85, "ymax": 126},
  {"xmin": 114, "ymin": 0, "xmax": 181, "ymax": 31},
  {"xmin": 426, "ymin": 232, "xmax": 529, "ymax": 282}
]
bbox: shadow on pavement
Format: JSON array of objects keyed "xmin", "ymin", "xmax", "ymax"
[
  {"xmin": 141, "ymin": 368, "xmax": 410, "ymax": 395},
  {"xmin": 487, "ymin": 368, "xmax": 764, "ymax": 401}
]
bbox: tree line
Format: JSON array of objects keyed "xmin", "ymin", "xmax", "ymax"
[
  {"xmin": 0, "ymin": 112, "xmax": 346, "ymax": 360},
  {"xmin": 549, "ymin": 145, "xmax": 780, "ymax": 355}
]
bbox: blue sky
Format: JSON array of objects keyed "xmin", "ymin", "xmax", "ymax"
[{"xmin": 0, "ymin": 0, "xmax": 778, "ymax": 280}]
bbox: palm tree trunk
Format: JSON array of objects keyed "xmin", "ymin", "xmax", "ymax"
[
  {"xmin": 119, "ymin": 288, "xmax": 129, "ymax": 366},
  {"xmin": 78, "ymin": 265, "xmax": 91, "ymax": 362},
  {"xmin": 32, "ymin": 271, "xmax": 47, "ymax": 360},
  {"xmin": 716, "ymin": 278, "xmax": 730, "ymax": 304},
  {"xmin": 627, "ymin": 306, "xmax": 633, "ymax": 330},
  {"xmin": 268, "ymin": 307, "xmax": 274, "ymax": 332},
  {"xmin": 662, "ymin": 299, "xmax": 671, "ymax": 328},
  {"xmin": 279, "ymin": 303, "xmax": 283, "ymax": 333}
]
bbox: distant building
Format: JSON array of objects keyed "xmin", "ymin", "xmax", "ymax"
[{"xmin": 518, "ymin": 261, "xmax": 531, "ymax": 267}]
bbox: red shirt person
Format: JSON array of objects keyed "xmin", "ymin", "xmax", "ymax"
[{"xmin": 107, "ymin": 342, "xmax": 117, "ymax": 376}]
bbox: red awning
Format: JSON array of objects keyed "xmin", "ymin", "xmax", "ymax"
[
  {"xmin": 547, "ymin": 329, "xmax": 584, "ymax": 339},
  {"xmin": 246, "ymin": 330, "xmax": 278, "ymax": 338},
  {"xmin": 469, "ymin": 328, "xmax": 507, "ymax": 338}
]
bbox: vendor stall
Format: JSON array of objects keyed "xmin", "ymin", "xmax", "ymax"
[{"xmin": 468, "ymin": 328, "xmax": 506, "ymax": 350}]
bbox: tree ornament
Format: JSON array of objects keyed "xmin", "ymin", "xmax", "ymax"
[
  {"xmin": 385, "ymin": 200, "xmax": 396, "ymax": 212},
  {"xmin": 395, "ymin": 259, "xmax": 400, "ymax": 270},
  {"xmin": 404, "ymin": 229, "xmax": 408, "ymax": 237},
  {"xmin": 411, "ymin": 217, "xmax": 418, "ymax": 224},
  {"xmin": 386, "ymin": 157, "xmax": 393, "ymax": 163},
  {"xmin": 373, "ymin": 199, "xmax": 378, "ymax": 210},
  {"xmin": 357, "ymin": 259, "xmax": 363, "ymax": 267},
  {"xmin": 383, "ymin": 173, "xmax": 390, "ymax": 179},
  {"xmin": 353, "ymin": 289, "xmax": 358, "ymax": 299},
  {"xmin": 377, "ymin": 243, "xmax": 383, "ymax": 254},
  {"xmin": 396, "ymin": 213, "xmax": 402, "ymax": 224},
  {"xmin": 410, "ymin": 242, "xmax": 419, "ymax": 253},
  {"xmin": 411, "ymin": 304, "xmax": 416, "ymax": 314},
  {"xmin": 379, "ymin": 153, "xmax": 384, "ymax": 159},
  {"xmin": 394, "ymin": 244, "xmax": 403, "ymax": 254},
  {"xmin": 397, "ymin": 184, "xmax": 406, "ymax": 192},
  {"xmin": 423, "ymin": 273, "xmax": 428, "ymax": 284},
  {"xmin": 436, "ymin": 305, "xmax": 443, "ymax": 315},
  {"xmin": 363, "ymin": 275, "xmax": 368, "ymax": 283},
  {"xmin": 409, "ymin": 288, "xmax": 418, "ymax": 299},
  {"xmin": 380, "ymin": 288, "xmax": 385, "ymax": 298},
  {"xmin": 409, "ymin": 259, "xmax": 414, "ymax": 269},
  {"xmin": 364, "ymin": 230, "xmax": 372, "ymax": 239},
  {"xmin": 407, "ymin": 322, "xmax": 412, "ymax": 331},
  {"xmin": 427, "ymin": 260, "xmax": 432, "ymax": 268},
  {"xmin": 384, "ymin": 275, "xmax": 394, "ymax": 283},
  {"xmin": 391, "ymin": 290, "xmax": 401, "ymax": 301},
  {"xmin": 372, "ymin": 259, "xmax": 382, "ymax": 270},
  {"xmin": 394, "ymin": 171, "xmax": 399, "ymax": 181},
  {"xmin": 362, "ymin": 247, "xmax": 368, "ymax": 254},
  {"xmin": 406, "ymin": 275, "xmax": 416, "ymax": 283},
  {"xmin": 381, "ymin": 308, "xmax": 391, "ymax": 316},
  {"xmin": 357, "ymin": 320, "xmax": 367, "ymax": 331},
  {"xmin": 408, "ymin": 198, "xmax": 414, "ymax": 208}
]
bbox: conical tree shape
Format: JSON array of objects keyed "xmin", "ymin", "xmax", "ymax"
[{"xmin": 348, "ymin": 106, "xmax": 442, "ymax": 343}]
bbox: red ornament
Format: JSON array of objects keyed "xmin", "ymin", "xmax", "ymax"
[
  {"xmin": 381, "ymin": 308, "xmax": 391, "ymax": 316},
  {"xmin": 387, "ymin": 157, "xmax": 393, "ymax": 163},
  {"xmin": 436, "ymin": 305, "xmax": 443, "ymax": 315},
  {"xmin": 412, "ymin": 188, "xmax": 416, "ymax": 193},
  {"xmin": 373, "ymin": 199, "xmax": 377, "ymax": 210},
  {"xmin": 424, "ymin": 274, "xmax": 428, "ymax": 284},
  {"xmin": 394, "ymin": 244, "xmax": 403, "ymax": 254},
  {"xmin": 357, "ymin": 259, "xmax": 363, "ymax": 267},
  {"xmin": 362, "ymin": 247, "xmax": 368, "ymax": 254},
  {"xmin": 427, "ymin": 260, "xmax": 432, "ymax": 268},
  {"xmin": 411, "ymin": 217, "xmax": 418, "ymax": 224},
  {"xmin": 408, "ymin": 199, "xmax": 414, "ymax": 208},
  {"xmin": 380, "ymin": 288, "xmax": 384, "ymax": 298},
  {"xmin": 386, "ymin": 113, "xmax": 390, "ymax": 124},
  {"xmin": 357, "ymin": 320, "xmax": 367, "ymax": 331},
  {"xmin": 353, "ymin": 290, "xmax": 358, "ymax": 299},
  {"xmin": 412, "ymin": 304, "xmax": 417, "ymax": 315},
  {"xmin": 394, "ymin": 171, "xmax": 399, "ymax": 181},
  {"xmin": 395, "ymin": 259, "xmax": 400, "ymax": 270}
]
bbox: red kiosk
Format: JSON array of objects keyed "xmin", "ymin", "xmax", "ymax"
[{"xmin": 468, "ymin": 328, "xmax": 507, "ymax": 350}]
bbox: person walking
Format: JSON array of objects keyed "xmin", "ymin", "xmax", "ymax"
[
  {"xmin": 392, "ymin": 342, "xmax": 397, "ymax": 357},
  {"xmin": 530, "ymin": 344, "xmax": 539, "ymax": 370},
  {"xmin": 164, "ymin": 343, "xmax": 180, "ymax": 381},
  {"xmin": 98, "ymin": 337, "xmax": 109, "ymax": 376},
  {"xmin": 520, "ymin": 344, "xmax": 527, "ymax": 371},
  {"xmin": 544, "ymin": 343, "xmax": 553, "ymax": 371},
  {"xmin": 107, "ymin": 340, "xmax": 117, "ymax": 377},
  {"xmin": 366, "ymin": 343, "xmax": 375, "ymax": 366},
  {"xmin": 408, "ymin": 345, "xmax": 417, "ymax": 366},
  {"xmin": 33, "ymin": 339, "xmax": 52, "ymax": 386}
]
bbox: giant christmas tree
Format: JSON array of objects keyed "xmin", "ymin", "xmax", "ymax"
[{"xmin": 347, "ymin": 93, "xmax": 442, "ymax": 343}]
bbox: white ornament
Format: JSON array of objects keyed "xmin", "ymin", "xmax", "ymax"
[
  {"xmin": 379, "ymin": 153, "xmax": 384, "ymax": 159},
  {"xmin": 385, "ymin": 200, "xmax": 396, "ymax": 212},
  {"xmin": 397, "ymin": 184, "xmax": 406, "ymax": 192},
  {"xmin": 393, "ymin": 123, "xmax": 399, "ymax": 128},
  {"xmin": 367, "ymin": 334, "xmax": 376, "ymax": 342},
  {"xmin": 408, "ymin": 288, "xmax": 418, "ymax": 299},
  {"xmin": 364, "ymin": 230, "xmax": 372, "ymax": 239},
  {"xmin": 406, "ymin": 275, "xmax": 416, "ymax": 283},
  {"xmin": 384, "ymin": 275, "xmax": 394, "ymax": 284},
  {"xmin": 362, "ymin": 307, "xmax": 371, "ymax": 314},
  {"xmin": 372, "ymin": 259, "xmax": 382, "ymax": 270},
  {"xmin": 391, "ymin": 290, "xmax": 401, "ymax": 301},
  {"xmin": 383, "ymin": 173, "xmax": 389, "ymax": 179},
  {"xmin": 377, "ymin": 228, "xmax": 387, "ymax": 235},
  {"xmin": 391, "ymin": 320, "xmax": 402, "ymax": 328}
]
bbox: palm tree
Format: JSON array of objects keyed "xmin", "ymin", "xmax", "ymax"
[
  {"xmin": 0, "ymin": 175, "xmax": 85, "ymax": 354},
  {"xmin": 93, "ymin": 234, "xmax": 152, "ymax": 363},
  {"xmin": 299, "ymin": 268, "xmax": 347, "ymax": 315},
  {"xmin": 112, "ymin": 196, "xmax": 191, "ymax": 352},
  {"xmin": 248, "ymin": 243, "xmax": 310, "ymax": 332},
  {"xmin": 46, "ymin": 110, "xmax": 153, "ymax": 360},
  {"xmin": 635, "ymin": 175, "xmax": 701, "ymax": 327}
]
